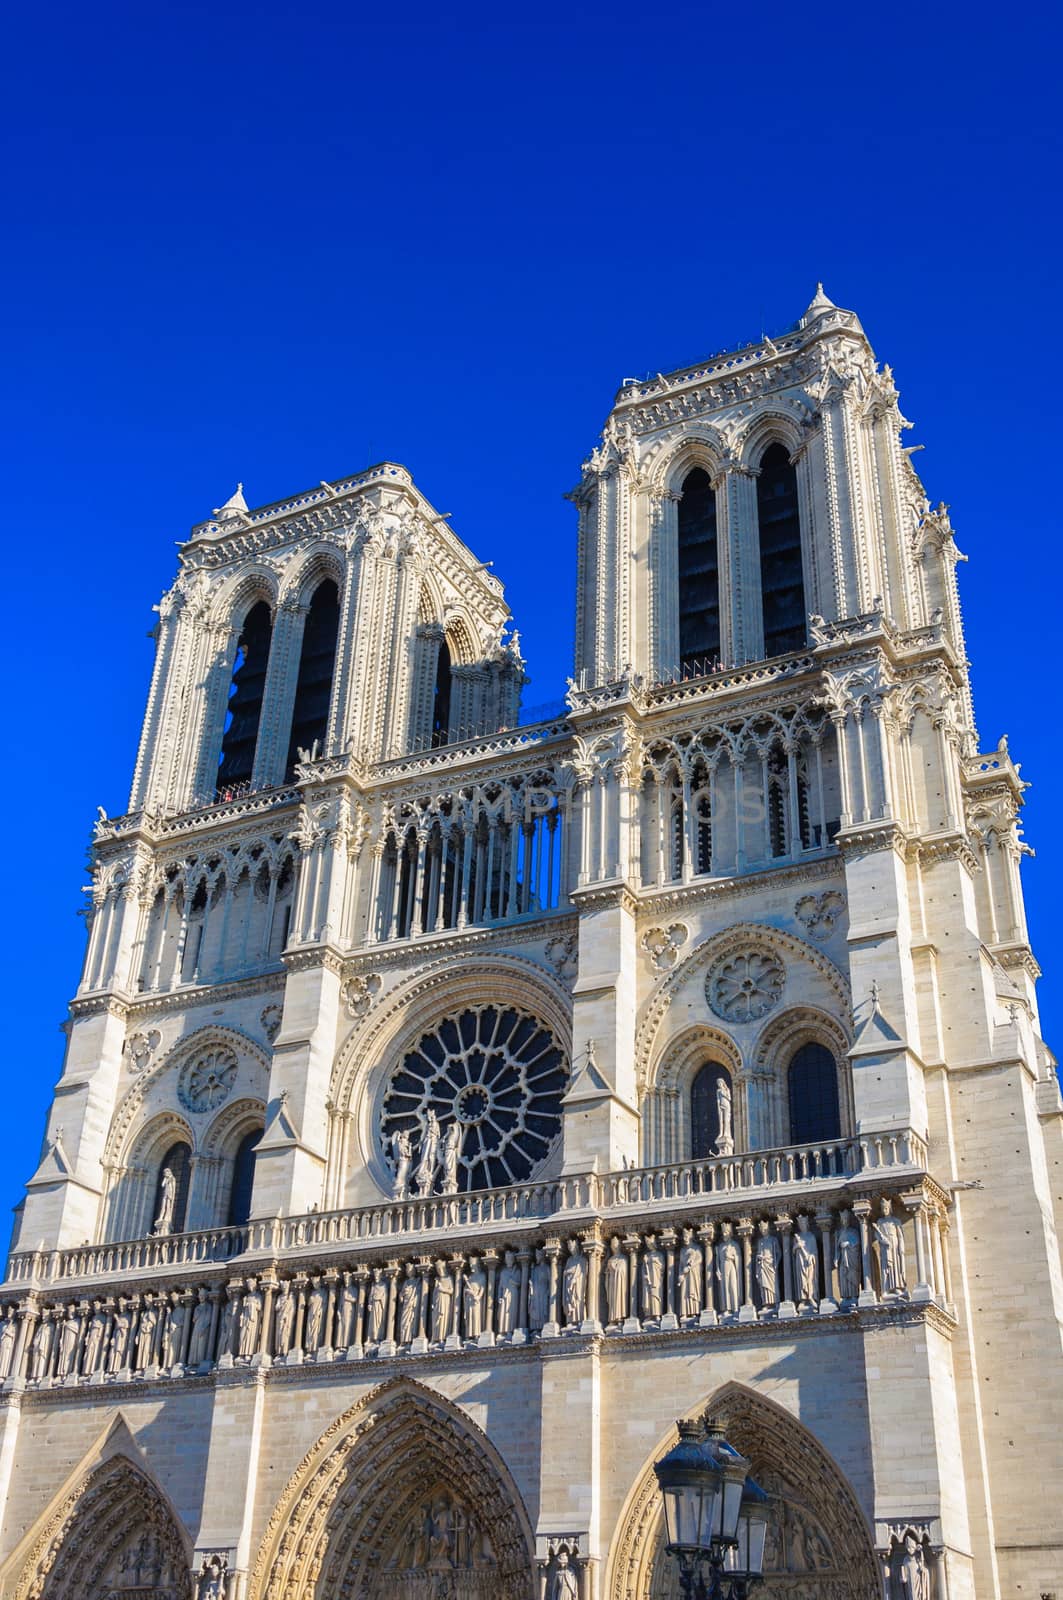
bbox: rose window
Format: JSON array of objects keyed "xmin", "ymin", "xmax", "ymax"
[
  {"xmin": 707, "ymin": 948, "xmax": 785, "ymax": 1023},
  {"xmin": 178, "ymin": 1044, "xmax": 239, "ymax": 1113},
  {"xmin": 380, "ymin": 1006, "xmax": 568, "ymax": 1192}
]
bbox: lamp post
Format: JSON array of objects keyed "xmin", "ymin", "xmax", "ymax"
[{"xmin": 653, "ymin": 1419, "xmax": 768, "ymax": 1600}]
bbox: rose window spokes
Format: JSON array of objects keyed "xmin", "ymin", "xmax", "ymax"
[
  {"xmin": 178, "ymin": 1044, "xmax": 239, "ymax": 1113},
  {"xmin": 380, "ymin": 1005, "xmax": 568, "ymax": 1193},
  {"xmin": 707, "ymin": 949, "xmax": 785, "ymax": 1023}
]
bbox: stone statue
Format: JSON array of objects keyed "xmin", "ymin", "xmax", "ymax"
[
  {"xmin": 0, "ymin": 1305, "xmax": 21, "ymax": 1378},
  {"xmin": 716, "ymin": 1222, "xmax": 741, "ymax": 1317},
  {"xmin": 188, "ymin": 1289, "xmax": 213, "ymax": 1366},
  {"xmin": 136, "ymin": 1300, "xmax": 159, "ymax": 1369},
  {"xmin": 604, "ymin": 1237, "xmax": 628, "ymax": 1323},
  {"xmin": 272, "ymin": 1284, "xmax": 295, "ymax": 1357},
  {"xmin": 550, "ymin": 1549, "xmax": 579, "ymax": 1600},
  {"xmin": 898, "ymin": 1533, "xmax": 931, "ymax": 1600},
  {"xmin": 366, "ymin": 1269, "xmax": 388, "ymax": 1344},
  {"xmin": 336, "ymin": 1274, "xmax": 357, "ymax": 1348},
  {"xmin": 439, "ymin": 1121, "xmax": 462, "ymax": 1195},
  {"xmin": 56, "ymin": 1307, "xmax": 80, "ymax": 1378},
  {"xmin": 108, "ymin": 1301, "xmax": 132, "ymax": 1372},
  {"xmin": 431, "ymin": 1260, "xmax": 455, "ymax": 1343},
  {"xmin": 641, "ymin": 1235, "xmax": 665, "ymax": 1320},
  {"xmin": 217, "ymin": 1292, "xmax": 238, "ymax": 1359},
  {"xmin": 793, "ymin": 1216, "xmax": 819, "ymax": 1307},
  {"xmin": 835, "ymin": 1208, "xmax": 861, "ymax": 1303},
  {"xmin": 238, "ymin": 1279, "xmax": 263, "ymax": 1358},
  {"xmin": 391, "ymin": 1128, "xmax": 413, "ymax": 1200},
  {"xmin": 754, "ymin": 1220, "xmax": 780, "ymax": 1310},
  {"xmin": 714, "ymin": 1076, "xmax": 734, "ymax": 1156},
  {"xmin": 153, "ymin": 1166, "xmax": 178, "ymax": 1236},
  {"xmin": 82, "ymin": 1301, "xmax": 106, "ymax": 1374},
  {"xmin": 305, "ymin": 1277, "xmax": 327, "ymax": 1351},
  {"xmin": 398, "ymin": 1263, "xmax": 421, "ymax": 1344},
  {"xmin": 413, "ymin": 1109, "xmax": 441, "ymax": 1198},
  {"xmin": 196, "ymin": 1553, "xmax": 228, "ymax": 1600},
  {"xmin": 497, "ymin": 1250, "xmax": 520, "ymax": 1336},
  {"xmin": 162, "ymin": 1297, "xmax": 188, "ymax": 1368},
  {"xmin": 528, "ymin": 1246, "xmax": 550, "ymax": 1333},
  {"xmin": 562, "ymin": 1239, "xmax": 588, "ymax": 1326},
  {"xmin": 874, "ymin": 1197, "xmax": 908, "ymax": 1295},
  {"xmin": 29, "ymin": 1312, "xmax": 54, "ymax": 1381},
  {"xmin": 677, "ymin": 1227, "xmax": 702, "ymax": 1319},
  {"xmin": 463, "ymin": 1256, "xmax": 486, "ymax": 1339}
]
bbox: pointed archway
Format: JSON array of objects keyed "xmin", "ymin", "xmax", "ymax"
[
  {"xmin": 250, "ymin": 1376, "xmax": 536, "ymax": 1600},
  {"xmin": 10, "ymin": 1450, "xmax": 193, "ymax": 1600},
  {"xmin": 607, "ymin": 1383, "xmax": 879, "ymax": 1600}
]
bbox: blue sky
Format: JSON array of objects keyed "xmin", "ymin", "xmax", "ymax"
[{"xmin": 1, "ymin": 2, "xmax": 1060, "ymax": 1226}]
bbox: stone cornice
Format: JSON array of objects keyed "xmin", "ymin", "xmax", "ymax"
[
  {"xmin": 569, "ymin": 881, "xmax": 640, "ymax": 916},
  {"xmin": 342, "ymin": 909, "xmax": 578, "ymax": 976},
  {"xmin": 637, "ymin": 853, "xmax": 842, "ymax": 918}
]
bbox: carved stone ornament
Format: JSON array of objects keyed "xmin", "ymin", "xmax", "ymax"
[
  {"xmin": 259, "ymin": 1003, "xmax": 283, "ymax": 1043},
  {"xmin": 125, "ymin": 1029, "xmax": 161, "ymax": 1072},
  {"xmin": 343, "ymin": 972, "xmax": 382, "ymax": 1019},
  {"xmin": 544, "ymin": 933, "xmax": 579, "ymax": 984},
  {"xmin": 177, "ymin": 1044, "xmax": 239, "ymax": 1113},
  {"xmin": 641, "ymin": 924, "xmax": 688, "ymax": 972},
  {"xmin": 794, "ymin": 890, "xmax": 845, "ymax": 942},
  {"xmin": 706, "ymin": 948, "xmax": 785, "ymax": 1024}
]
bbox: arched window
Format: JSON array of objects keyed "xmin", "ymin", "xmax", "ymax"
[
  {"xmin": 227, "ymin": 1128, "xmax": 262, "ymax": 1226},
  {"xmin": 690, "ymin": 1063, "xmax": 732, "ymax": 1159},
  {"xmin": 756, "ymin": 443, "xmax": 806, "ymax": 658},
  {"xmin": 151, "ymin": 1140, "xmax": 192, "ymax": 1234},
  {"xmin": 218, "ymin": 600, "xmax": 273, "ymax": 787},
  {"xmin": 285, "ymin": 580, "xmax": 340, "ymax": 777},
  {"xmin": 677, "ymin": 468, "xmax": 721, "ymax": 674},
  {"xmin": 432, "ymin": 637, "xmax": 453, "ymax": 747},
  {"xmin": 787, "ymin": 1043, "xmax": 841, "ymax": 1144}
]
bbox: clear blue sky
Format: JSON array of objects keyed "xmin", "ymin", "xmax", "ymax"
[{"xmin": 2, "ymin": 2, "xmax": 1060, "ymax": 1227}]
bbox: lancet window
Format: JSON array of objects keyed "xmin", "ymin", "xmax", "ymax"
[
  {"xmin": 690, "ymin": 1063, "xmax": 732, "ymax": 1160},
  {"xmin": 152, "ymin": 1141, "xmax": 191, "ymax": 1235},
  {"xmin": 787, "ymin": 1042, "xmax": 841, "ymax": 1144},
  {"xmin": 217, "ymin": 600, "xmax": 273, "ymax": 787},
  {"xmin": 677, "ymin": 466, "xmax": 721, "ymax": 673},
  {"xmin": 432, "ymin": 637, "xmax": 454, "ymax": 747},
  {"xmin": 756, "ymin": 443, "xmax": 806, "ymax": 658},
  {"xmin": 227, "ymin": 1128, "xmax": 262, "ymax": 1226},
  {"xmin": 285, "ymin": 579, "xmax": 340, "ymax": 777}
]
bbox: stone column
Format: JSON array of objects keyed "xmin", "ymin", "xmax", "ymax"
[
  {"xmin": 776, "ymin": 1215, "xmax": 796, "ymax": 1319},
  {"xmin": 737, "ymin": 1219, "xmax": 757, "ymax": 1323},
  {"xmin": 697, "ymin": 1223, "xmax": 717, "ymax": 1327},
  {"xmin": 817, "ymin": 1209, "xmax": 838, "ymax": 1314},
  {"xmin": 853, "ymin": 1199, "xmax": 877, "ymax": 1306}
]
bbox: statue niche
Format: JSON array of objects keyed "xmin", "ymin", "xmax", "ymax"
[{"xmin": 378, "ymin": 1487, "xmax": 501, "ymax": 1600}]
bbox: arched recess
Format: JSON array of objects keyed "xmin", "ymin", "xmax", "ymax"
[
  {"xmin": 249, "ymin": 1376, "xmax": 535, "ymax": 1600},
  {"xmin": 606, "ymin": 1384, "xmax": 878, "ymax": 1600},
  {"xmin": 751, "ymin": 1007, "xmax": 853, "ymax": 1149},
  {"xmin": 103, "ymin": 1110, "xmax": 195, "ymax": 1244},
  {"xmin": 284, "ymin": 577, "xmax": 341, "ymax": 777},
  {"xmin": 200, "ymin": 1096, "xmax": 267, "ymax": 1227},
  {"xmin": 640, "ymin": 1025, "xmax": 743, "ymax": 1166},
  {"xmin": 8, "ymin": 1451, "xmax": 193, "ymax": 1600},
  {"xmin": 756, "ymin": 442, "xmax": 807, "ymax": 659}
]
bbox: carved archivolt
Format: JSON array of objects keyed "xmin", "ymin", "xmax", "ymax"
[
  {"xmin": 607, "ymin": 1383, "xmax": 878, "ymax": 1600},
  {"xmin": 249, "ymin": 1376, "xmax": 535, "ymax": 1600},
  {"xmin": 10, "ymin": 1453, "xmax": 193, "ymax": 1600},
  {"xmin": 645, "ymin": 1024, "xmax": 742, "ymax": 1095}
]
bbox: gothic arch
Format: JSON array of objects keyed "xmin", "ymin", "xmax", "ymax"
[
  {"xmin": 736, "ymin": 407, "xmax": 809, "ymax": 470},
  {"xmin": 280, "ymin": 542, "xmax": 347, "ymax": 608},
  {"xmin": 751, "ymin": 1006, "xmax": 853, "ymax": 1146},
  {"xmin": 651, "ymin": 429, "xmax": 728, "ymax": 495},
  {"xmin": 210, "ymin": 564, "xmax": 279, "ymax": 631},
  {"xmin": 606, "ymin": 1383, "xmax": 878, "ymax": 1600},
  {"xmin": 641, "ymin": 1023, "xmax": 743, "ymax": 1165},
  {"xmin": 7, "ymin": 1445, "xmax": 193, "ymax": 1600},
  {"xmin": 249, "ymin": 1376, "xmax": 535, "ymax": 1600}
]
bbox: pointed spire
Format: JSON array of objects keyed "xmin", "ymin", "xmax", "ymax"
[
  {"xmin": 801, "ymin": 283, "xmax": 836, "ymax": 325},
  {"xmin": 212, "ymin": 483, "xmax": 248, "ymax": 522}
]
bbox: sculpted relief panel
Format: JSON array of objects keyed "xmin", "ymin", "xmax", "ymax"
[{"xmin": 372, "ymin": 1488, "xmax": 504, "ymax": 1600}]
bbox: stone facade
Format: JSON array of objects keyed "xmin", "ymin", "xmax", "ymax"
[{"xmin": 1, "ymin": 287, "xmax": 1060, "ymax": 1600}]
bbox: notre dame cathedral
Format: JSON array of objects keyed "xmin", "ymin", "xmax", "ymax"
[{"xmin": 0, "ymin": 286, "xmax": 1060, "ymax": 1600}]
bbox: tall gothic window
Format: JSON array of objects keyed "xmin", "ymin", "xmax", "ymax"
[
  {"xmin": 217, "ymin": 600, "xmax": 273, "ymax": 787},
  {"xmin": 152, "ymin": 1141, "xmax": 191, "ymax": 1234},
  {"xmin": 756, "ymin": 443, "xmax": 806, "ymax": 657},
  {"xmin": 787, "ymin": 1043, "xmax": 841, "ymax": 1144},
  {"xmin": 227, "ymin": 1128, "xmax": 262, "ymax": 1226},
  {"xmin": 432, "ymin": 637, "xmax": 453, "ymax": 747},
  {"xmin": 677, "ymin": 468, "xmax": 721, "ymax": 674},
  {"xmin": 690, "ymin": 1063, "xmax": 731, "ymax": 1159},
  {"xmin": 285, "ymin": 580, "xmax": 340, "ymax": 778}
]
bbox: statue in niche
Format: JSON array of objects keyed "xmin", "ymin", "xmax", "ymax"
[
  {"xmin": 440, "ymin": 1121, "xmax": 462, "ymax": 1195},
  {"xmin": 217, "ymin": 1291, "xmax": 238, "ymax": 1359},
  {"xmin": 714, "ymin": 1077, "xmax": 734, "ymax": 1156},
  {"xmin": 550, "ymin": 1549, "xmax": 580, "ymax": 1600},
  {"xmin": 398, "ymin": 1263, "xmax": 421, "ymax": 1343},
  {"xmin": 792, "ymin": 1216, "xmax": 819, "ymax": 1307},
  {"xmin": 754, "ymin": 1220, "xmax": 780, "ymax": 1310},
  {"xmin": 604, "ymin": 1236, "xmax": 628, "ymax": 1323},
  {"xmin": 431, "ymin": 1259, "xmax": 456, "ymax": 1342},
  {"xmin": 716, "ymin": 1222, "xmax": 741, "ymax": 1317},
  {"xmin": 677, "ymin": 1227, "xmax": 702, "ymax": 1319},
  {"xmin": 367, "ymin": 1268, "xmax": 389, "ymax": 1343},
  {"xmin": 273, "ymin": 1283, "xmax": 295, "ymax": 1356},
  {"xmin": 188, "ymin": 1288, "xmax": 213, "ymax": 1366},
  {"xmin": 56, "ymin": 1306, "xmax": 80, "ymax": 1378},
  {"xmin": 413, "ymin": 1109, "xmax": 441, "ymax": 1198},
  {"xmin": 497, "ymin": 1250, "xmax": 520, "ymax": 1336},
  {"xmin": 528, "ymin": 1246, "xmax": 550, "ymax": 1333},
  {"xmin": 196, "ymin": 1553, "xmax": 228, "ymax": 1599},
  {"xmin": 81, "ymin": 1301, "xmax": 106, "ymax": 1374},
  {"xmin": 391, "ymin": 1127, "xmax": 413, "ymax": 1199},
  {"xmin": 562, "ymin": 1239, "xmax": 588, "ymax": 1326},
  {"xmin": 337, "ymin": 1272, "xmax": 357, "ymax": 1347},
  {"xmin": 28, "ymin": 1312, "xmax": 54, "ymax": 1380},
  {"xmin": 898, "ymin": 1532, "xmax": 931, "ymax": 1599},
  {"xmin": 463, "ymin": 1256, "xmax": 487, "ymax": 1338},
  {"xmin": 835, "ymin": 1208, "xmax": 861, "ymax": 1303},
  {"xmin": 238, "ymin": 1278, "xmax": 263, "ymax": 1358},
  {"xmin": 162, "ymin": 1296, "xmax": 188, "ymax": 1368},
  {"xmin": 0, "ymin": 1307, "xmax": 20, "ymax": 1379},
  {"xmin": 108, "ymin": 1300, "xmax": 133, "ymax": 1371},
  {"xmin": 641, "ymin": 1235, "xmax": 665, "ymax": 1320},
  {"xmin": 153, "ymin": 1166, "xmax": 177, "ymax": 1236},
  {"xmin": 120, "ymin": 1530, "xmax": 164, "ymax": 1587},
  {"xmin": 136, "ymin": 1299, "xmax": 159, "ymax": 1368},
  {"xmin": 874, "ymin": 1197, "xmax": 908, "ymax": 1295},
  {"xmin": 305, "ymin": 1277, "xmax": 327, "ymax": 1351}
]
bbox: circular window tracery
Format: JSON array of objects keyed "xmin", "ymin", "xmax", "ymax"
[
  {"xmin": 380, "ymin": 1005, "xmax": 568, "ymax": 1192},
  {"xmin": 177, "ymin": 1044, "xmax": 239, "ymax": 1113},
  {"xmin": 706, "ymin": 948, "xmax": 785, "ymax": 1024}
]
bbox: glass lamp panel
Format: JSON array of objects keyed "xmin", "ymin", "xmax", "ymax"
[
  {"xmin": 746, "ymin": 1510, "xmax": 769, "ymax": 1575},
  {"xmin": 719, "ymin": 1469, "xmax": 746, "ymax": 1543}
]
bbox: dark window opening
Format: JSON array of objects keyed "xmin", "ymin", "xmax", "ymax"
[
  {"xmin": 152, "ymin": 1141, "xmax": 192, "ymax": 1235},
  {"xmin": 757, "ymin": 443, "xmax": 807, "ymax": 657},
  {"xmin": 787, "ymin": 1043, "xmax": 841, "ymax": 1144},
  {"xmin": 227, "ymin": 1128, "xmax": 263, "ymax": 1226},
  {"xmin": 691, "ymin": 1063, "xmax": 731, "ymax": 1160},
  {"xmin": 285, "ymin": 581, "xmax": 340, "ymax": 778},
  {"xmin": 218, "ymin": 601, "xmax": 273, "ymax": 787},
  {"xmin": 677, "ymin": 468, "xmax": 721, "ymax": 673},
  {"xmin": 432, "ymin": 638, "xmax": 453, "ymax": 747}
]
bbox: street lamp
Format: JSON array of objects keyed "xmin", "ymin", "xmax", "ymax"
[{"xmin": 653, "ymin": 1419, "xmax": 768, "ymax": 1600}]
